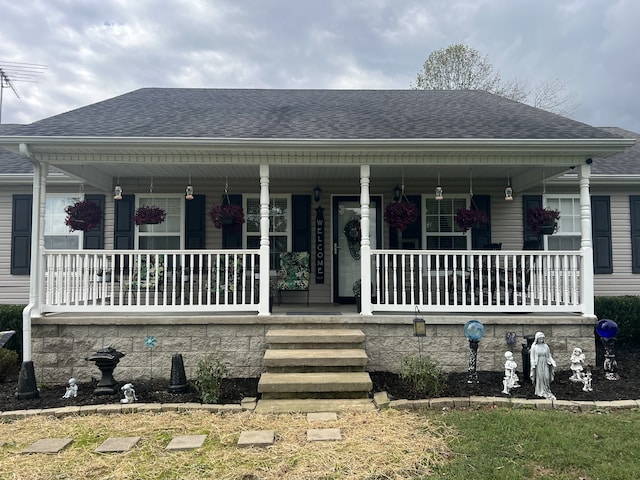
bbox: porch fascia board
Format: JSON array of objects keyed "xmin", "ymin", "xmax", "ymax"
[{"xmin": 2, "ymin": 136, "xmax": 634, "ymax": 156}]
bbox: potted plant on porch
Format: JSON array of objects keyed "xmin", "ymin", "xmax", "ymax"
[
  {"xmin": 454, "ymin": 207, "xmax": 489, "ymax": 233},
  {"xmin": 64, "ymin": 199, "xmax": 103, "ymax": 232},
  {"xmin": 527, "ymin": 206, "xmax": 560, "ymax": 236}
]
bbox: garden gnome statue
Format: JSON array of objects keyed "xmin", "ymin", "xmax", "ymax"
[
  {"xmin": 569, "ymin": 347, "xmax": 586, "ymax": 382},
  {"xmin": 120, "ymin": 383, "xmax": 138, "ymax": 403},
  {"xmin": 502, "ymin": 351, "xmax": 520, "ymax": 394},
  {"xmin": 62, "ymin": 378, "xmax": 78, "ymax": 399},
  {"xmin": 529, "ymin": 331, "xmax": 556, "ymax": 400}
]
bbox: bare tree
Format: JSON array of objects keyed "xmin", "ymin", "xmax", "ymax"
[{"xmin": 412, "ymin": 44, "xmax": 576, "ymax": 116}]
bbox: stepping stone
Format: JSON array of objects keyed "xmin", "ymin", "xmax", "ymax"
[
  {"xmin": 307, "ymin": 428, "xmax": 342, "ymax": 442},
  {"xmin": 22, "ymin": 438, "xmax": 73, "ymax": 454},
  {"xmin": 95, "ymin": 436, "xmax": 141, "ymax": 453},
  {"xmin": 237, "ymin": 430, "xmax": 275, "ymax": 448},
  {"xmin": 166, "ymin": 435, "xmax": 207, "ymax": 451},
  {"xmin": 307, "ymin": 412, "xmax": 337, "ymax": 422}
]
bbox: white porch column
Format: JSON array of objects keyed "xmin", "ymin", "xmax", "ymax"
[
  {"xmin": 20, "ymin": 144, "xmax": 47, "ymax": 361},
  {"xmin": 579, "ymin": 161, "xmax": 595, "ymax": 316},
  {"xmin": 258, "ymin": 164, "xmax": 271, "ymax": 315},
  {"xmin": 360, "ymin": 165, "xmax": 372, "ymax": 316}
]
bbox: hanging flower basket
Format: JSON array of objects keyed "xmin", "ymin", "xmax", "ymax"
[
  {"xmin": 209, "ymin": 203, "xmax": 245, "ymax": 229},
  {"xmin": 135, "ymin": 205, "xmax": 167, "ymax": 225},
  {"xmin": 527, "ymin": 207, "xmax": 560, "ymax": 236},
  {"xmin": 384, "ymin": 201, "xmax": 419, "ymax": 232},
  {"xmin": 64, "ymin": 199, "xmax": 103, "ymax": 232},
  {"xmin": 454, "ymin": 207, "xmax": 489, "ymax": 232}
]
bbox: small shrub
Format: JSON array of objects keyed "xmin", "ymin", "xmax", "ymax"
[
  {"xmin": 0, "ymin": 349, "xmax": 20, "ymax": 382},
  {"xmin": 400, "ymin": 355, "xmax": 447, "ymax": 398},
  {"xmin": 595, "ymin": 296, "xmax": 640, "ymax": 343},
  {"xmin": 0, "ymin": 304, "xmax": 24, "ymax": 356},
  {"xmin": 194, "ymin": 356, "xmax": 230, "ymax": 404}
]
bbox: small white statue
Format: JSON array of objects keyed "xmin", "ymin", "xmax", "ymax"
[
  {"xmin": 120, "ymin": 383, "xmax": 138, "ymax": 404},
  {"xmin": 569, "ymin": 347, "xmax": 586, "ymax": 382},
  {"xmin": 62, "ymin": 378, "xmax": 78, "ymax": 399},
  {"xmin": 502, "ymin": 351, "xmax": 520, "ymax": 394},
  {"xmin": 582, "ymin": 370, "xmax": 593, "ymax": 392}
]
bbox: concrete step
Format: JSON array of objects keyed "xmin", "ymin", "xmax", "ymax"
[
  {"xmin": 265, "ymin": 328, "xmax": 365, "ymax": 347},
  {"xmin": 258, "ymin": 371, "xmax": 372, "ymax": 398},
  {"xmin": 263, "ymin": 349, "xmax": 368, "ymax": 369},
  {"xmin": 255, "ymin": 398, "xmax": 375, "ymax": 414}
]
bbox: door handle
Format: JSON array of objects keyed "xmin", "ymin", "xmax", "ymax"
[{"xmin": 333, "ymin": 243, "xmax": 340, "ymax": 254}]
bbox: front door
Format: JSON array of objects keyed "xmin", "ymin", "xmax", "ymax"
[{"xmin": 332, "ymin": 195, "xmax": 382, "ymax": 303}]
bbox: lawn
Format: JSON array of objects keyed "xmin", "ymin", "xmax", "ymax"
[{"xmin": 1, "ymin": 406, "xmax": 639, "ymax": 479}]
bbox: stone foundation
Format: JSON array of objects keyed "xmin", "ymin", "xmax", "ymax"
[{"xmin": 29, "ymin": 313, "xmax": 597, "ymax": 383}]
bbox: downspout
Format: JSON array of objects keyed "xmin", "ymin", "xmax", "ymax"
[{"xmin": 16, "ymin": 143, "xmax": 45, "ymax": 399}]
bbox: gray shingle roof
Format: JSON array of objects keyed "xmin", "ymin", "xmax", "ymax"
[
  {"xmin": 0, "ymin": 148, "xmax": 32, "ymax": 174},
  {"xmin": 591, "ymin": 127, "xmax": 640, "ymax": 175},
  {"xmin": 7, "ymin": 88, "xmax": 619, "ymax": 140}
]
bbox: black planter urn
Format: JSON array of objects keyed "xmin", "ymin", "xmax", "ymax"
[{"xmin": 85, "ymin": 347, "xmax": 126, "ymax": 395}]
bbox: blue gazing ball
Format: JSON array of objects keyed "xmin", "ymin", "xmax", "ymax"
[
  {"xmin": 596, "ymin": 319, "xmax": 619, "ymax": 339},
  {"xmin": 464, "ymin": 320, "xmax": 485, "ymax": 341}
]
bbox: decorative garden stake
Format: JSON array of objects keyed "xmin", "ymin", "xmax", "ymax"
[
  {"xmin": 120, "ymin": 383, "xmax": 138, "ymax": 403},
  {"xmin": 463, "ymin": 320, "xmax": 484, "ymax": 383},
  {"xmin": 597, "ymin": 319, "xmax": 620, "ymax": 380},
  {"xmin": 145, "ymin": 335, "xmax": 157, "ymax": 379},
  {"xmin": 85, "ymin": 347, "xmax": 125, "ymax": 395},
  {"xmin": 501, "ymin": 351, "xmax": 520, "ymax": 395},
  {"xmin": 62, "ymin": 378, "xmax": 78, "ymax": 399}
]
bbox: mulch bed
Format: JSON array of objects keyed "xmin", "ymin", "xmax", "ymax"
[{"xmin": 2, "ymin": 343, "xmax": 639, "ymax": 412}]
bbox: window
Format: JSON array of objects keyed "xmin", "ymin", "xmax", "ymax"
[
  {"xmin": 245, "ymin": 196, "xmax": 290, "ymax": 271},
  {"xmin": 546, "ymin": 196, "xmax": 580, "ymax": 250},
  {"xmin": 136, "ymin": 196, "xmax": 183, "ymax": 249},
  {"xmin": 44, "ymin": 194, "xmax": 82, "ymax": 249},
  {"xmin": 424, "ymin": 196, "xmax": 470, "ymax": 249}
]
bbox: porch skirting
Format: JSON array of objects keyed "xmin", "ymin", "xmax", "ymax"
[{"xmin": 29, "ymin": 313, "xmax": 597, "ymax": 384}]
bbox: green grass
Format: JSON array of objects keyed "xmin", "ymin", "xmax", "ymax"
[{"xmin": 424, "ymin": 407, "xmax": 640, "ymax": 479}]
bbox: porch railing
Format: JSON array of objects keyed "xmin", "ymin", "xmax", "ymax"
[
  {"xmin": 370, "ymin": 249, "xmax": 583, "ymax": 313},
  {"xmin": 41, "ymin": 249, "xmax": 260, "ymax": 313}
]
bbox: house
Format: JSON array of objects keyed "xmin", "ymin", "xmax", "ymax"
[{"xmin": 0, "ymin": 88, "xmax": 635, "ymax": 386}]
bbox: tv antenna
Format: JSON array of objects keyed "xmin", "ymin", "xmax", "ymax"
[{"xmin": 0, "ymin": 60, "xmax": 47, "ymax": 124}]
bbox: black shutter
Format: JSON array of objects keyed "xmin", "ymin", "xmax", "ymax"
[
  {"xmin": 389, "ymin": 194, "xmax": 422, "ymax": 249},
  {"xmin": 292, "ymin": 194, "xmax": 311, "ymax": 253},
  {"xmin": 630, "ymin": 196, "xmax": 640, "ymax": 273},
  {"xmin": 592, "ymin": 196, "xmax": 612, "ymax": 274},
  {"xmin": 185, "ymin": 194, "xmax": 206, "ymax": 249},
  {"xmin": 11, "ymin": 194, "xmax": 32, "ymax": 274},
  {"xmin": 83, "ymin": 194, "xmax": 105, "ymax": 249},
  {"xmin": 471, "ymin": 194, "xmax": 491, "ymax": 250},
  {"xmin": 522, "ymin": 195, "xmax": 543, "ymax": 250},
  {"xmin": 222, "ymin": 194, "xmax": 243, "ymax": 249},
  {"xmin": 114, "ymin": 194, "xmax": 134, "ymax": 250}
]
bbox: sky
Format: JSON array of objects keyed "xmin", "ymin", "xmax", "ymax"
[{"xmin": 1, "ymin": 0, "xmax": 639, "ymax": 132}]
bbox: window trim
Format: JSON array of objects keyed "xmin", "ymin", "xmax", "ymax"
[
  {"xmin": 44, "ymin": 193, "xmax": 84, "ymax": 250},
  {"xmin": 544, "ymin": 194, "xmax": 581, "ymax": 251},
  {"xmin": 423, "ymin": 194, "xmax": 471, "ymax": 250}
]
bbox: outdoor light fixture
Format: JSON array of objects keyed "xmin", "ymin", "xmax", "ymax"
[
  {"xmin": 505, "ymin": 173, "xmax": 513, "ymax": 201},
  {"xmin": 313, "ymin": 185, "xmax": 322, "ymax": 203},
  {"xmin": 113, "ymin": 185, "xmax": 123, "ymax": 200},
  {"xmin": 185, "ymin": 172, "xmax": 194, "ymax": 200},
  {"xmin": 435, "ymin": 172, "xmax": 443, "ymax": 201},
  {"xmin": 393, "ymin": 185, "xmax": 402, "ymax": 202},
  {"xmin": 413, "ymin": 316, "xmax": 426, "ymax": 337}
]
